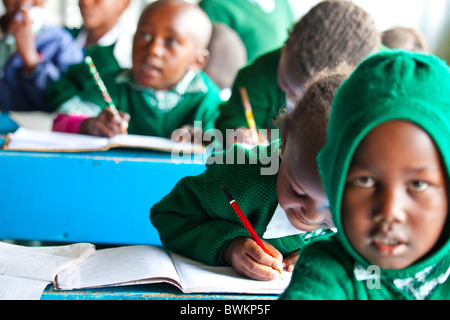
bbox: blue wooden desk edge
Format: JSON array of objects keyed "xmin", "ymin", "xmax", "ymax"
[
  {"xmin": 42, "ymin": 284, "xmax": 279, "ymax": 300},
  {"xmin": 0, "ymin": 141, "xmax": 207, "ymax": 246}
]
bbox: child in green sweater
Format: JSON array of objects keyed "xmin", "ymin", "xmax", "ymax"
[
  {"xmin": 46, "ymin": 0, "xmax": 221, "ymax": 138},
  {"xmin": 281, "ymin": 51, "xmax": 450, "ymax": 300},
  {"xmin": 215, "ymin": 0, "xmax": 381, "ymax": 148},
  {"xmin": 150, "ymin": 64, "xmax": 351, "ymax": 281}
]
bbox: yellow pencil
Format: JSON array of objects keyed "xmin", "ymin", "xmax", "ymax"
[{"xmin": 239, "ymin": 87, "xmax": 259, "ymax": 143}]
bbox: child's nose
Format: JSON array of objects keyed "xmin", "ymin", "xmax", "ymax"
[
  {"xmin": 373, "ymin": 187, "xmax": 407, "ymax": 224},
  {"xmin": 146, "ymin": 38, "xmax": 164, "ymax": 57}
]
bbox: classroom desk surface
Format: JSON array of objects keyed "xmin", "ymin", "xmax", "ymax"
[
  {"xmin": 42, "ymin": 283, "xmax": 278, "ymax": 300},
  {"xmin": 0, "ymin": 139, "xmax": 206, "ymax": 246}
]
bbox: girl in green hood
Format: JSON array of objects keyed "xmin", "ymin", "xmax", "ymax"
[{"xmin": 281, "ymin": 51, "xmax": 450, "ymax": 300}]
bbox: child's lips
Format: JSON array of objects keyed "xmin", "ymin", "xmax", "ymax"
[
  {"xmin": 371, "ymin": 235, "xmax": 408, "ymax": 256},
  {"xmin": 291, "ymin": 209, "xmax": 326, "ymax": 232},
  {"xmin": 141, "ymin": 61, "xmax": 162, "ymax": 76}
]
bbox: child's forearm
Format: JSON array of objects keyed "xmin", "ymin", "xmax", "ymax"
[{"xmin": 52, "ymin": 113, "xmax": 89, "ymax": 133}]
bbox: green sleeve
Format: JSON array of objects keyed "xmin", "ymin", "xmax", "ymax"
[
  {"xmin": 150, "ymin": 143, "xmax": 283, "ymax": 266},
  {"xmin": 215, "ymin": 50, "xmax": 286, "ymax": 134},
  {"xmin": 45, "ymin": 45, "xmax": 120, "ymax": 112},
  {"xmin": 45, "ymin": 63, "xmax": 101, "ymax": 112},
  {"xmin": 150, "ymin": 172, "xmax": 250, "ymax": 266},
  {"xmin": 280, "ymin": 237, "xmax": 356, "ymax": 300},
  {"xmin": 150, "ymin": 147, "xmax": 257, "ymax": 266}
]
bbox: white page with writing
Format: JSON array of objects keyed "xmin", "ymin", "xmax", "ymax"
[
  {"xmin": 55, "ymin": 245, "xmax": 181, "ymax": 290},
  {"xmin": 171, "ymin": 253, "xmax": 292, "ymax": 294}
]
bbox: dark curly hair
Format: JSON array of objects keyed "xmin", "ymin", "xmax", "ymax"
[
  {"xmin": 279, "ymin": 63, "xmax": 353, "ymax": 150},
  {"xmin": 285, "ymin": 0, "xmax": 380, "ymax": 83}
]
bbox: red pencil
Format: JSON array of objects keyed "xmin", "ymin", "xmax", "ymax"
[{"xmin": 221, "ymin": 186, "xmax": 282, "ymax": 274}]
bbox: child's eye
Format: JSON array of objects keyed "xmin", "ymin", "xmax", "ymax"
[
  {"xmin": 166, "ymin": 37, "xmax": 179, "ymax": 47},
  {"xmin": 290, "ymin": 184, "xmax": 309, "ymax": 199},
  {"xmin": 351, "ymin": 176, "xmax": 375, "ymax": 188},
  {"xmin": 138, "ymin": 32, "xmax": 152, "ymax": 42},
  {"xmin": 408, "ymin": 180, "xmax": 429, "ymax": 192}
]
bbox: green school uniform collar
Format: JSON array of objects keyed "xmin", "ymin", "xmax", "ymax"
[{"xmin": 115, "ymin": 70, "xmax": 208, "ymax": 113}]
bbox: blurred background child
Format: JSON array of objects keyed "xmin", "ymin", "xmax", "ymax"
[
  {"xmin": 68, "ymin": 0, "xmax": 132, "ymax": 69},
  {"xmin": 203, "ymin": 23, "xmax": 247, "ymax": 101},
  {"xmin": 198, "ymin": 0, "xmax": 294, "ymax": 64},
  {"xmin": 0, "ymin": 0, "xmax": 83, "ymax": 111},
  {"xmin": 215, "ymin": 0, "xmax": 381, "ymax": 148},
  {"xmin": 382, "ymin": 26, "xmax": 429, "ymax": 53},
  {"xmin": 47, "ymin": 0, "xmax": 222, "ymax": 139},
  {"xmin": 281, "ymin": 51, "xmax": 450, "ymax": 300}
]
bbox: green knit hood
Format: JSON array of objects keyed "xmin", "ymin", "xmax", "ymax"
[{"xmin": 318, "ymin": 51, "xmax": 450, "ymax": 273}]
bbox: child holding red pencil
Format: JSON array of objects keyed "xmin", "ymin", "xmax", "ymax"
[{"xmin": 151, "ymin": 64, "xmax": 351, "ymax": 281}]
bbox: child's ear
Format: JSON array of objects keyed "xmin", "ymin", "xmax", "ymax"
[
  {"xmin": 188, "ymin": 49, "xmax": 210, "ymax": 72},
  {"xmin": 280, "ymin": 125, "xmax": 287, "ymax": 156}
]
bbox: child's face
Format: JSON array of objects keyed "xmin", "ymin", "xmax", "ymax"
[
  {"xmin": 132, "ymin": 3, "xmax": 208, "ymax": 90},
  {"xmin": 277, "ymin": 131, "xmax": 333, "ymax": 232},
  {"xmin": 2, "ymin": 0, "xmax": 32, "ymax": 14},
  {"xmin": 78, "ymin": 0, "xmax": 128, "ymax": 31},
  {"xmin": 343, "ymin": 120, "xmax": 448, "ymax": 270}
]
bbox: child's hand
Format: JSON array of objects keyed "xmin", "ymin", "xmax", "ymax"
[
  {"xmin": 80, "ymin": 107, "xmax": 130, "ymax": 137},
  {"xmin": 232, "ymin": 127, "xmax": 270, "ymax": 147},
  {"xmin": 282, "ymin": 250, "xmax": 299, "ymax": 272},
  {"xmin": 9, "ymin": 9, "xmax": 40, "ymax": 74},
  {"xmin": 222, "ymin": 237, "xmax": 283, "ymax": 281},
  {"xmin": 171, "ymin": 125, "xmax": 203, "ymax": 144}
]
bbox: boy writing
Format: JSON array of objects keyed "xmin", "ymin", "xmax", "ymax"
[
  {"xmin": 215, "ymin": 0, "xmax": 381, "ymax": 147},
  {"xmin": 150, "ymin": 65, "xmax": 351, "ymax": 281},
  {"xmin": 46, "ymin": 0, "xmax": 222, "ymax": 139},
  {"xmin": 281, "ymin": 51, "xmax": 450, "ymax": 300}
]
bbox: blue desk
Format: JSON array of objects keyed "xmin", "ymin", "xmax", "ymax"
[
  {"xmin": 0, "ymin": 144, "xmax": 206, "ymax": 245},
  {"xmin": 41, "ymin": 284, "xmax": 278, "ymax": 300}
]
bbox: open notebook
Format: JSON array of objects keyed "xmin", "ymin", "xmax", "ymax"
[
  {"xmin": 2, "ymin": 127, "xmax": 203, "ymax": 154},
  {"xmin": 55, "ymin": 245, "xmax": 291, "ymax": 295},
  {"xmin": 0, "ymin": 242, "xmax": 96, "ymax": 300}
]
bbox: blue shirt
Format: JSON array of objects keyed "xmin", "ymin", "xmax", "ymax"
[{"xmin": 0, "ymin": 26, "xmax": 84, "ymax": 112}]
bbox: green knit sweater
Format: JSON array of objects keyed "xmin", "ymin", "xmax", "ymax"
[
  {"xmin": 215, "ymin": 49, "xmax": 285, "ymax": 135},
  {"xmin": 198, "ymin": 0, "xmax": 293, "ymax": 63},
  {"xmin": 281, "ymin": 51, "xmax": 450, "ymax": 300},
  {"xmin": 150, "ymin": 141, "xmax": 319, "ymax": 266},
  {"xmin": 281, "ymin": 236, "xmax": 450, "ymax": 300}
]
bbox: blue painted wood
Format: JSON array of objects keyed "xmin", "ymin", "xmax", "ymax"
[
  {"xmin": 0, "ymin": 148, "xmax": 206, "ymax": 245},
  {"xmin": 41, "ymin": 284, "xmax": 278, "ymax": 300}
]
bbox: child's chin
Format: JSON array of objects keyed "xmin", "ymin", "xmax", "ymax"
[{"xmin": 135, "ymin": 77, "xmax": 165, "ymax": 90}]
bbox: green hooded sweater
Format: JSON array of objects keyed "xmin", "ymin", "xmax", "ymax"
[
  {"xmin": 150, "ymin": 141, "xmax": 326, "ymax": 266},
  {"xmin": 281, "ymin": 51, "xmax": 450, "ymax": 300}
]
